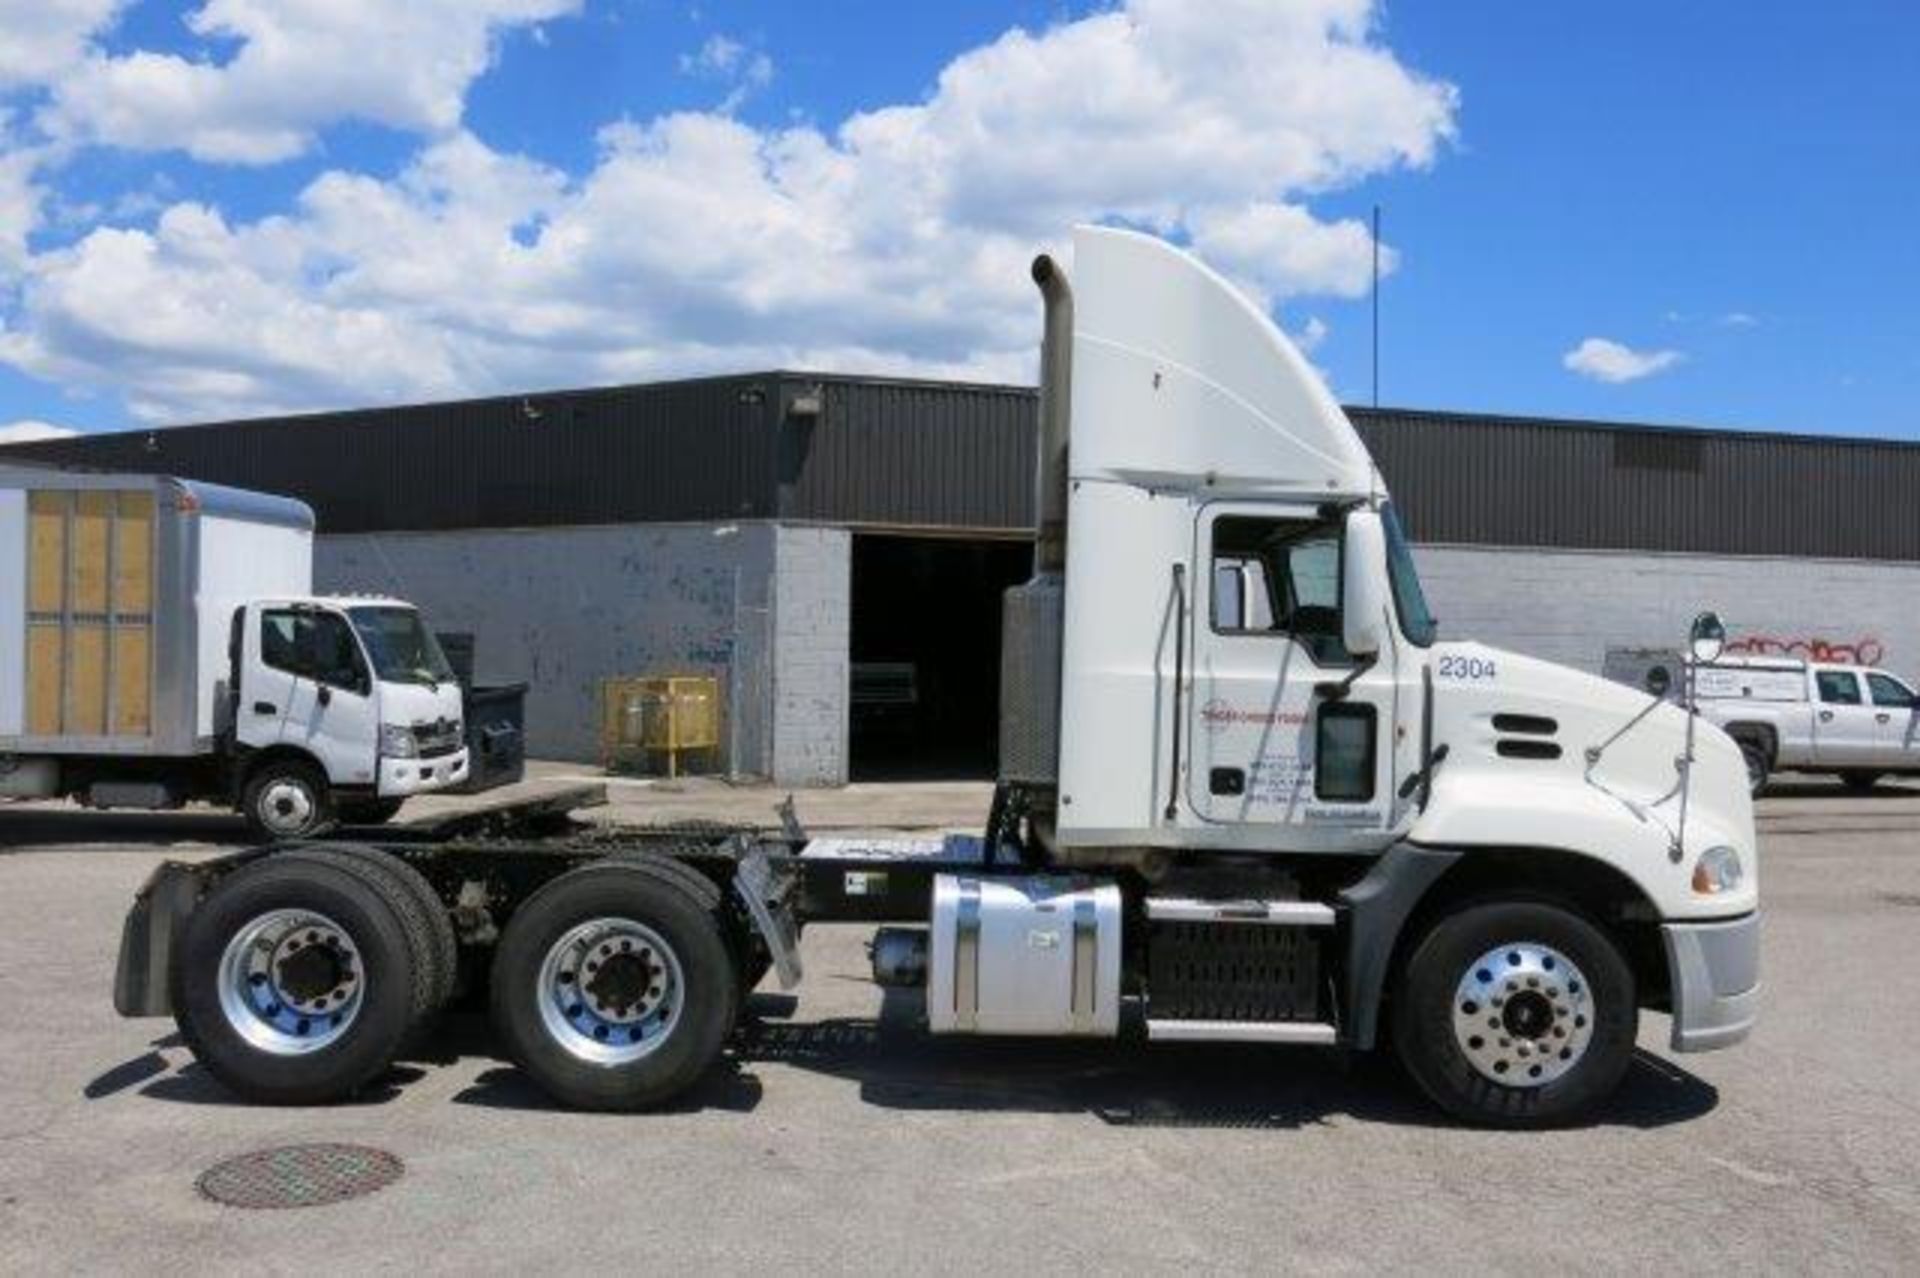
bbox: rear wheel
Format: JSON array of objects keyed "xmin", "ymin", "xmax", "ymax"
[
  {"xmin": 1734, "ymin": 735, "xmax": 1771, "ymax": 795},
  {"xmin": 1841, "ymin": 770, "xmax": 1884, "ymax": 792},
  {"xmin": 172, "ymin": 854, "xmax": 422, "ymax": 1104},
  {"xmin": 1391, "ymin": 900, "xmax": 1637, "ymax": 1128},
  {"xmin": 241, "ymin": 759, "xmax": 335, "ymax": 842},
  {"xmin": 490, "ymin": 858, "xmax": 738, "ymax": 1111}
]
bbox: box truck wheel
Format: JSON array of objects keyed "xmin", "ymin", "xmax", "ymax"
[
  {"xmin": 1391, "ymin": 899, "xmax": 1636, "ymax": 1129},
  {"xmin": 242, "ymin": 759, "xmax": 336, "ymax": 841},
  {"xmin": 490, "ymin": 859, "xmax": 739, "ymax": 1111},
  {"xmin": 170, "ymin": 852, "xmax": 428, "ymax": 1104}
]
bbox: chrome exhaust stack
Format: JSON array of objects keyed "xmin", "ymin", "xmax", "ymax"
[{"xmin": 998, "ymin": 254, "xmax": 1074, "ymax": 791}]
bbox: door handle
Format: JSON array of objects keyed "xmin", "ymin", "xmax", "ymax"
[
  {"xmin": 1877, "ymin": 712, "xmax": 1891, "ymax": 724},
  {"xmin": 1818, "ymin": 710, "xmax": 1834, "ymax": 722},
  {"xmin": 252, "ymin": 701, "xmax": 278, "ymax": 716},
  {"xmin": 318, "ymin": 686, "xmax": 332, "ymax": 708}
]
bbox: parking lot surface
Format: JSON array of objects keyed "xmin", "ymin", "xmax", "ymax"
[{"xmin": 3, "ymin": 776, "xmax": 1919, "ymax": 1274}]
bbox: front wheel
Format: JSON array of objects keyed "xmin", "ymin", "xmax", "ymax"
[
  {"xmin": 1391, "ymin": 900, "xmax": 1637, "ymax": 1128},
  {"xmin": 241, "ymin": 759, "xmax": 335, "ymax": 842}
]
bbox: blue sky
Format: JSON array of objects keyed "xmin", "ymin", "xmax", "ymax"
[{"xmin": 0, "ymin": 1, "xmax": 1914, "ymax": 441}]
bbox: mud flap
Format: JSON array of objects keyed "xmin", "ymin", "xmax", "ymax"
[{"xmin": 732, "ymin": 841, "xmax": 803, "ymax": 990}]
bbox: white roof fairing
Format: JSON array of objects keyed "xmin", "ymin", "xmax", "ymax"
[{"xmin": 1066, "ymin": 225, "xmax": 1379, "ymax": 500}]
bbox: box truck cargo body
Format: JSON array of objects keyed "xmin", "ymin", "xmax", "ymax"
[
  {"xmin": 2, "ymin": 465, "xmax": 468, "ymax": 835},
  {"xmin": 0, "ymin": 466, "xmax": 313, "ymax": 757}
]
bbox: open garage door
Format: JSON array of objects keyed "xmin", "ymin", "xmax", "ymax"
[{"xmin": 849, "ymin": 535, "xmax": 1032, "ymax": 780}]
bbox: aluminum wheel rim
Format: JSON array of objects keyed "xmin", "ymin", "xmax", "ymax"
[
  {"xmin": 217, "ymin": 909, "xmax": 364, "ymax": 1054},
  {"xmin": 536, "ymin": 918, "xmax": 685, "ymax": 1066},
  {"xmin": 1451, "ymin": 941, "xmax": 1594, "ymax": 1087},
  {"xmin": 259, "ymin": 779, "xmax": 316, "ymax": 836}
]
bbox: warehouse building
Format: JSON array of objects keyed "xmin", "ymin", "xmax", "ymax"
[{"xmin": 6, "ymin": 372, "xmax": 1918, "ymax": 785}]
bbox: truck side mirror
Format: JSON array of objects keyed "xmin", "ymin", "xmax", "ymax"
[{"xmin": 1342, "ymin": 509, "xmax": 1388, "ymax": 660}]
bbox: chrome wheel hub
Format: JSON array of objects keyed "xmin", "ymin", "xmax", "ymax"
[
  {"xmin": 217, "ymin": 909, "xmax": 363, "ymax": 1054},
  {"xmin": 260, "ymin": 780, "xmax": 315, "ymax": 835},
  {"xmin": 536, "ymin": 918, "xmax": 684, "ymax": 1065},
  {"xmin": 1451, "ymin": 941, "xmax": 1594, "ymax": 1087}
]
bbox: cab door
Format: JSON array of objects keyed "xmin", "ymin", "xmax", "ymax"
[
  {"xmin": 1184, "ymin": 503, "xmax": 1400, "ymax": 844},
  {"xmin": 1865, "ymin": 672, "xmax": 1920, "ymax": 766},
  {"xmin": 245, "ymin": 606, "xmax": 379, "ymax": 786},
  {"xmin": 1811, "ymin": 669, "xmax": 1880, "ymax": 765}
]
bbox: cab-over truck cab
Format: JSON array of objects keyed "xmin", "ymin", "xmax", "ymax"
[{"xmin": 230, "ymin": 596, "xmax": 469, "ymax": 838}]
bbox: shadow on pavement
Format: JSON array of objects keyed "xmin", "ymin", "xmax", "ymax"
[
  {"xmin": 1, "ymin": 808, "xmax": 250, "ymax": 850},
  {"xmin": 87, "ymin": 992, "xmax": 1716, "ymax": 1130}
]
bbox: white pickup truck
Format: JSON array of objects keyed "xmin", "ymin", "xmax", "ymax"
[{"xmin": 1688, "ymin": 657, "xmax": 1920, "ymax": 793}]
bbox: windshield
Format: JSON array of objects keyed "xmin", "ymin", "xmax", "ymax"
[
  {"xmin": 1382, "ymin": 503, "xmax": 1438, "ymax": 647},
  {"xmin": 348, "ymin": 606, "xmax": 456, "ymax": 687}
]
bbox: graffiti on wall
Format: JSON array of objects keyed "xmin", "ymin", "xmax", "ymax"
[{"xmin": 1724, "ymin": 634, "xmax": 1887, "ymax": 666}]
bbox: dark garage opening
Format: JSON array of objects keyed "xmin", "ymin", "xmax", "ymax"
[{"xmin": 849, "ymin": 534, "xmax": 1034, "ymax": 780}]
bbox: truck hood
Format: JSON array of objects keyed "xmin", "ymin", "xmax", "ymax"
[
  {"xmin": 376, "ymin": 678, "xmax": 465, "ymax": 731},
  {"xmin": 1414, "ymin": 641, "xmax": 1758, "ymax": 919}
]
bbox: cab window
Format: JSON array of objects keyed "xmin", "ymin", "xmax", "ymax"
[
  {"xmin": 1867, "ymin": 673, "xmax": 1916, "ymax": 708},
  {"xmin": 262, "ymin": 609, "xmax": 368, "ymax": 693},
  {"xmin": 1815, "ymin": 671, "xmax": 1863, "ymax": 705},
  {"xmin": 1209, "ymin": 516, "xmax": 1349, "ymax": 666}
]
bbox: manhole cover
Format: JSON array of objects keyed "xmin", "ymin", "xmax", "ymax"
[{"xmin": 197, "ymin": 1143, "xmax": 404, "ymax": 1210}]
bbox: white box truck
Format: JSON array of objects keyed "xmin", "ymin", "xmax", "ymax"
[
  {"xmin": 109, "ymin": 226, "xmax": 1759, "ymax": 1128},
  {"xmin": 1, "ymin": 465, "xmax": 469, "ymax": 837}
]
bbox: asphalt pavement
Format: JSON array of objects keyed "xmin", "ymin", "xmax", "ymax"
[{"xmin": 2, "ymin": 774, "xmax": 1917, "ymax": 1273}]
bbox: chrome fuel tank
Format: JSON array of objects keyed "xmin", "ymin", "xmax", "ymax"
[{"xmin": 927, "ymin": 874, "xmax": 1122, "ymax": 1037}]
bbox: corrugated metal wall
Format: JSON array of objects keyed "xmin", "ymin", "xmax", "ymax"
[
  {"xmin": 780, "ymin": 379, "xmax": 1034, "ymax": 531},
  {"xmin": 1350, "ymin": 408, "xmax": 1920, "ymax": 560},
  {"xmin": 4, "ymin": 378, "xmax": 1916, "ymax": 560}
]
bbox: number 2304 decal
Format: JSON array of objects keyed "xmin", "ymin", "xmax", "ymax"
[{"xmin": 1437, "ymin": 654, "xmax": 1498, "ymax": 681}]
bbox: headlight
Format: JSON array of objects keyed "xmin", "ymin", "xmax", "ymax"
[
  {"xmin": 1692, "ymin": 845, "xmax": 1744, "ymax": 895},
  {"xmin": 379, "ymin": 723, "xmax": 419, "ymax": 759}
]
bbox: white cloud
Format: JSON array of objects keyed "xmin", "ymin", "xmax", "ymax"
[
  {"xmin": 1293, "ymin": 316, "xmax": 1330, "ymax": 354},
  {"xmin": 679, "ymin": 34, "xmax": 774, "ymax": 114},
  {"xmin": 39, "ymin": 0, "xmax": 582, "ymax": 164},
  {"xmin": 0, "ymin": 0, "xmax": 127, "ymax": 89},
  {"xmin": 1719, "ymin": 310, "xmax": 1757, "ymax": 327},
  {"xmin": 1, "ymin": 0, "xmax": 1457, "ymax": 423},
  {"xmin": 0, "ymin": 419, "xmax": 79, "ymax": 443},
  {"xmin": 1563, "ymin": 337, "xmax": 1683, "ymax": 384}
]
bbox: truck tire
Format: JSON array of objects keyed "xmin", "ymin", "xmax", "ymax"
[
  {"xmin": 241, "ymin": 759, "xmax": 336, "ymax": 842},
  {"xmin": 490, "ymin": 858, "xmax": 739, "ymax": 1111},
  {"xmin": 170, "ymin": 853, "xmax": 424, "ymax": 1105},
  {"xmin": 1391, "ymin": 899, "xmax": 1637, "ymax": 1129},
  {"xmin": 1734, "ymin": 735, "xmax": 1771, "ymax": 796},
  {"xmin": 1841, "ymin": 771, "xmax": 1884, "ymax": 793},
  {"xmin": 288, "ymin": 843, "xmax": 458, "ymax": 1013},
  {"xmin": 340, "ymin": 797, "xmax": 406, "ymax": 826}
]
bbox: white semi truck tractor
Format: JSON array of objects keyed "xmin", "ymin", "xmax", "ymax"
[
  {"xmin": 109, "ymin": 227, "xmax": 1759, "ymax": 1126},
  {"xmin": 2, "ymin": 466, "xmax": 469, "ymax": 838}
]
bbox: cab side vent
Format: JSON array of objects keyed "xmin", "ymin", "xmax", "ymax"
[
  {"xmin": 1496, "ymin": 739, "xmax": 1562, "ymax": 760},
  {"xmin": 1492, "ymin": 713, "xmax": 1558, "ymax": 736}
]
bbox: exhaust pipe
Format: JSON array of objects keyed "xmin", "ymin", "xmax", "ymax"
[
  {"xmin": 998, "ymin": 253, "xmax": 1073, "ymax": 795},
  {"xmin": 1031, "ymin": 254, "xmax": 1074, "ymax": 573}
]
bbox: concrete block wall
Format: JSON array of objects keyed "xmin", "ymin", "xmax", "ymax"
[
  {"xmin": 317, "ymin": 522, "xmax": 778, "ymax": 774},
  {"xmin": 1417, "ymin": 545, "xmax": 1920, "ymax": 679},
  {"xmin": 769, "ymin": 526, "xmax": 852, "ymax": 786},
  {"xmin": 316, "ymin": 520, "xmax": 854, "ymax": 785}
]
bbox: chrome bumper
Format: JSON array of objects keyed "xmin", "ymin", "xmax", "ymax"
[{"xmin": 1662, "ymin": 911, "xmax": 1760, "ymax": 1052}]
